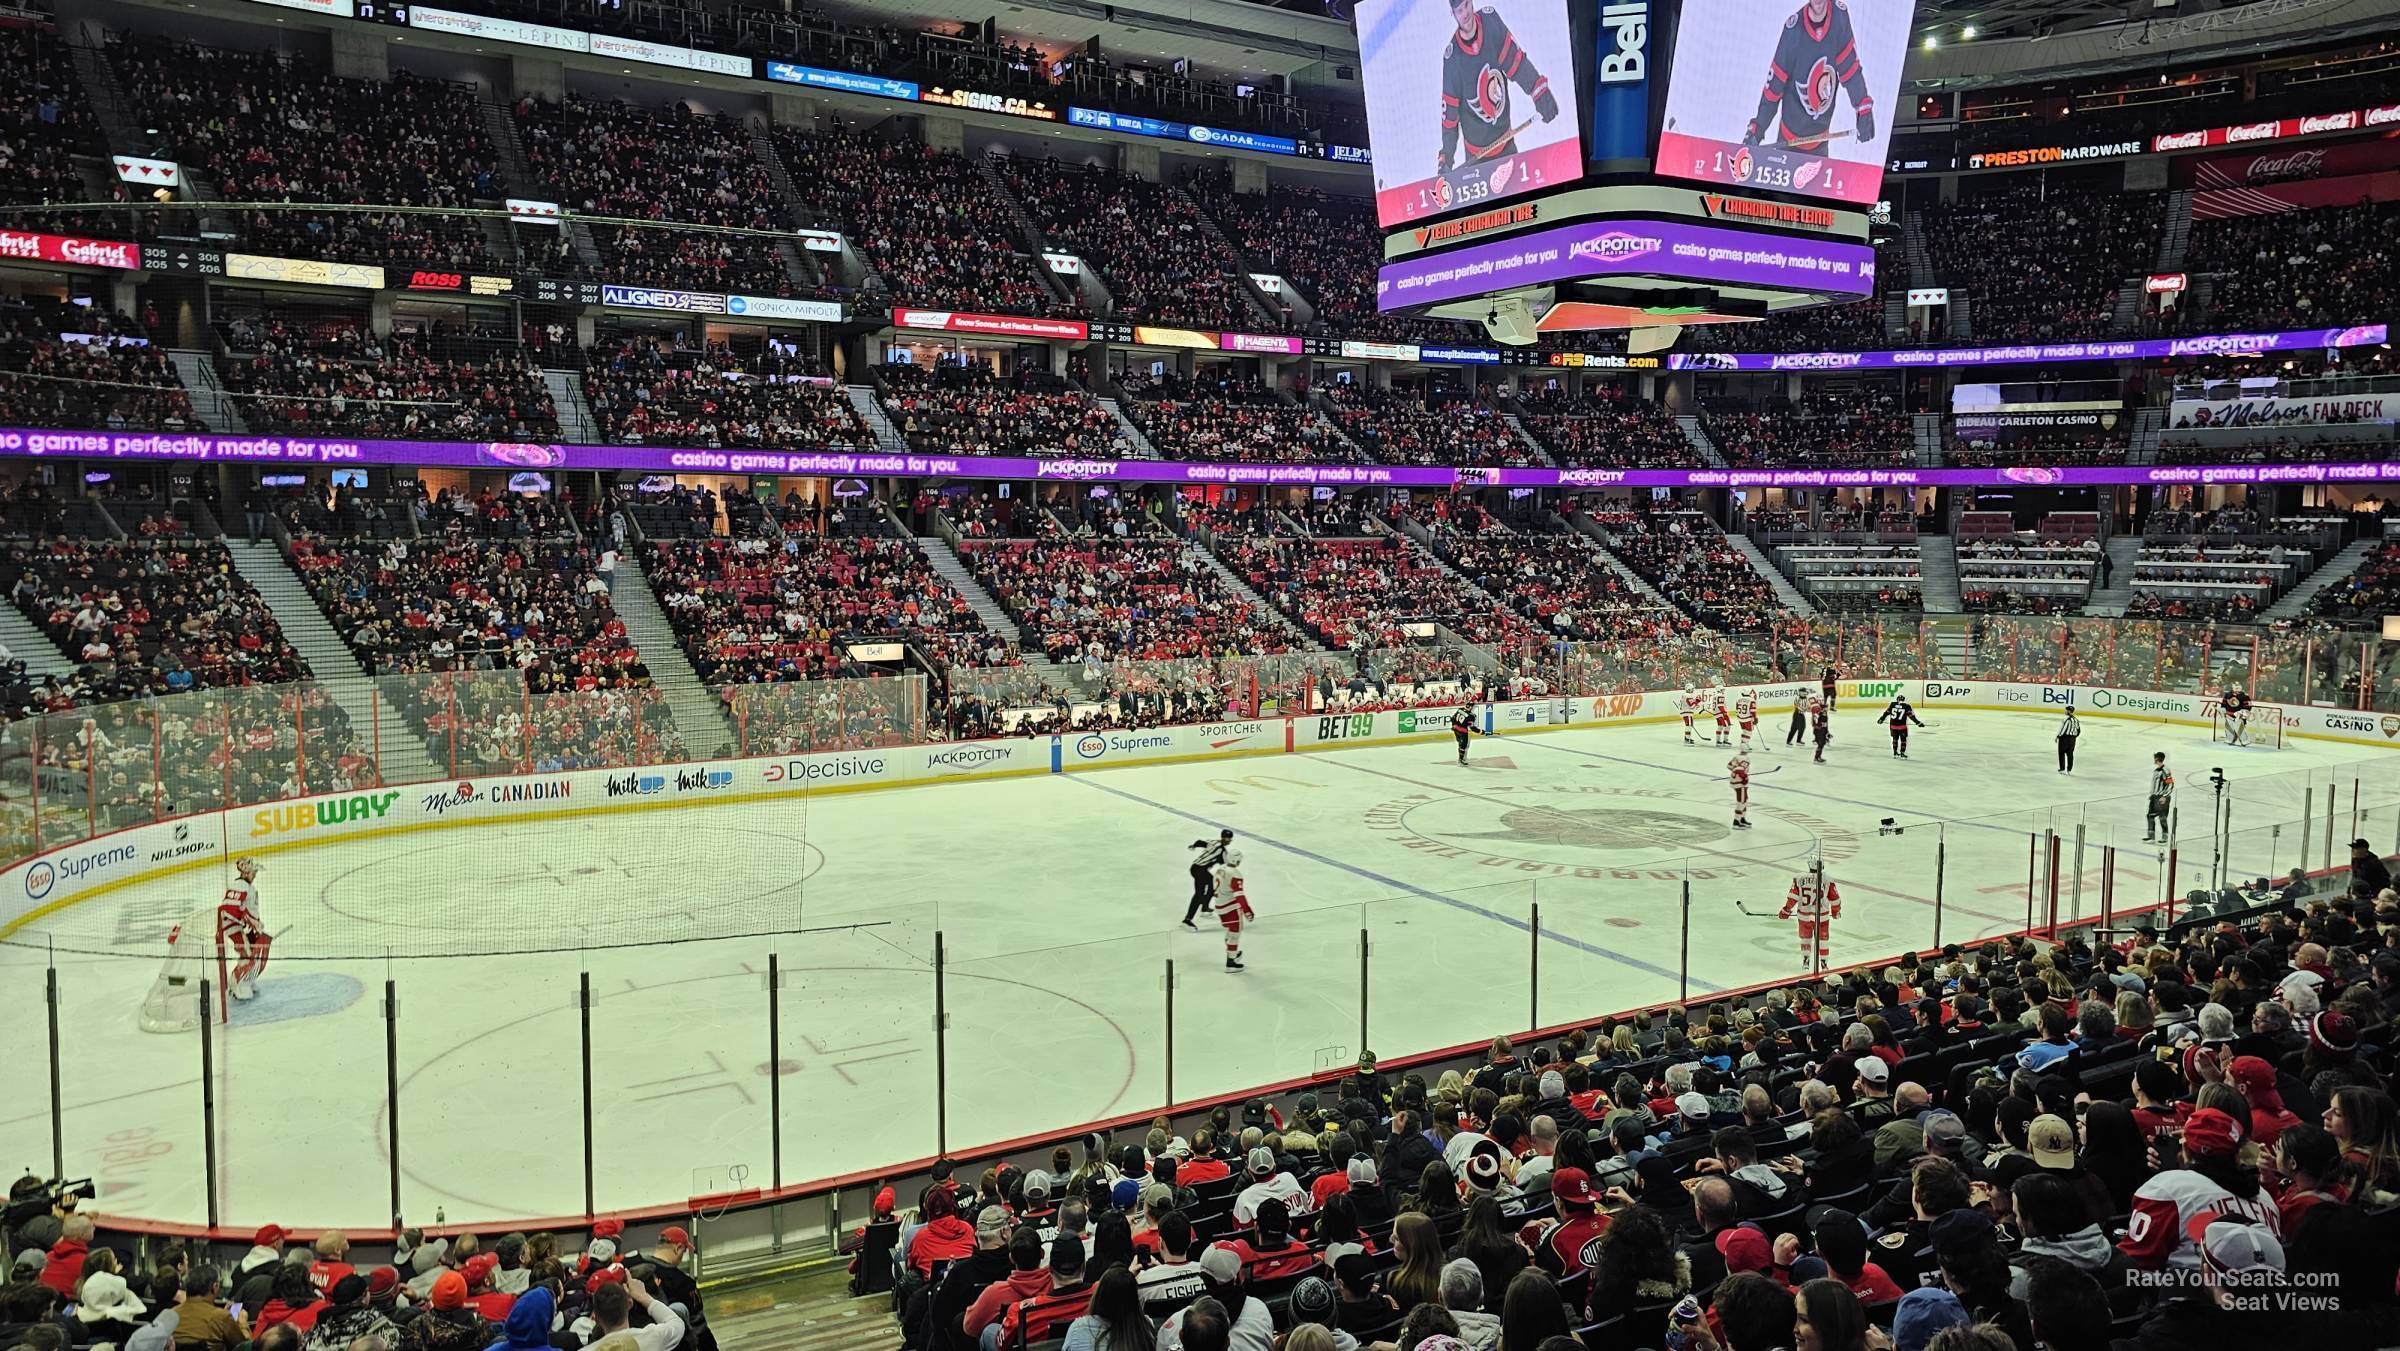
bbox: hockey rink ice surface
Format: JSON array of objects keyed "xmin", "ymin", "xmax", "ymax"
[{"xmin": 5, "ymin": 707, "xmax": 2396, "ymax": 1229}]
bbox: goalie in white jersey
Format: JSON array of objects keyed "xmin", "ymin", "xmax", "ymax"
[{"xmin": 220, "ymin": 856, "xmax": 271, "ymax": 1000}]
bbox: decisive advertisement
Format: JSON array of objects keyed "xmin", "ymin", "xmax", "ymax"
[
  {"xmin": 1354, "ymin": 0, "xmax": 1586, "ymax": 227},
  {"xmin": 1654, "ymin": 0, "xmax": 1913, "ymax": 206}
]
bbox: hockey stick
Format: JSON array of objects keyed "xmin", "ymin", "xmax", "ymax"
[
  {"xmin": 1729, "ymin": 899, "xmax": 1786, "ymax": 922},
  {"xmin": 1708, "ymin": 765, "xmax": 1785, "ymax": 782}
]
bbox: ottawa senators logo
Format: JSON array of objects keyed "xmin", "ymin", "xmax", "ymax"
[
  {"xmin": 1801, "ymin": 57, "xmax": 1839, "ymax": 118},
  {"xmin": 1474, "ymin": 66, "xmax": 1506, "ymax": 123}
]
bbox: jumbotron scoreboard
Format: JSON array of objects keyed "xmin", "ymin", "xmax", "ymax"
[{"xmin": 1357, "ymin": 0, "xmax": 1917, "ymax": 346}]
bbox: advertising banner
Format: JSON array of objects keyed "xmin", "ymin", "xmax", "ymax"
[
  {"xmin": 1352, "ymin": 0, "xmax": 1587, "ymax": 225},
  {"xmin": 1666, "ymin": 323, "xmax": 2387, "ymax": 372},
  {"xmin": 2182, "ymin": 137, "xmax": 2400, "ymax": 188},
  {"xmin": 1378, "ymin": 218, "xmax": 1876, "ymax": 310},
  {"xmin": 112, "ymin": 156, "xmax": 180, "ymax": 188},
  {"xmin": 725, "ymin": 295, "xmax": 842, "ymax": 322},
  {"xmin": 1653, "ymin": 0, "xmax": 1915, "ymax": 206},
  {"xmin": 2168, "ymin": 393, "xmax": 2400, "ymax": 431},
  {"xmin": 2192, "ymin": 171, "xmax": 2400, "ymax": 220},
  {"xmin": 1221, "ymin": 333, "xmax": 1306, "ymax": 355},
  {"xmin": 506, "ymin": 198, "xmax": 561, "ymax": 223},
  {"xmin": 226, "ymin": 254, "xmax": 384, "ymax": 289},
  {"xmin": 0, "ymin": 231, "xmax": 141, "ymax": 271},
  {"xmin": 601, "ymin": 284, "xmax": 726, "ymax": 314},
  {"xmin": 765, "ymin": 62, "xmax": 919, "ymax": 102},
  {"xmin": 408, "ymin": 6, "xmax": 589, "ymax": 50},
  {"xmin": 2153, "ymin": 107, "xmax": 2387, "ymax": 154},
  {"xmin": 893, "ymin": 309, "xmax": 1089, "ymax": 340},
  {"xmin": 1962, "ymin": 140, "xmax": 2144, "ymax": 171}
]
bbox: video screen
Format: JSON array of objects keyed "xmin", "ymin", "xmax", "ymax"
[
  {"xmin": 1654, "ymin": 0, "xmax": 1915, "ymax": 205},
  {"xmin": 1356, "ymin": 0, "xmax": 1586, "ymax": 227}
]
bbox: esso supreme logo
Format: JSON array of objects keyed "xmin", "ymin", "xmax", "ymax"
[{"xmin": 409, "ymin": 270, "xmax": 465, "ymax": 289}]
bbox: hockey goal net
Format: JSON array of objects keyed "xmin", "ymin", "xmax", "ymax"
[
  {"xmin": 138, "ymin": 904, "xmax": 231, "ymax": 1032},
  {"xmin": 2211, "ymin": 702, "xmax": 2286, "ymax": 750}
]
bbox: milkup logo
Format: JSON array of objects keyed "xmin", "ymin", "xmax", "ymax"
[{"xmin": 1568, "ymin": 231, "xmax": 1660, "ymax": 265}]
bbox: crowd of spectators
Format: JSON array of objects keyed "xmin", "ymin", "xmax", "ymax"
[
  {"xmin": 112, "ymin": 36, "xmax": 502, "ymax": 266},
  {"xmin": 0, "ymin": 311, "xmax": 196, "ymax": 433},
  {"xmin": 1677, "ymin": 244, "xmax": 1898, "ymax": 354},
  {"xmin": 3, "ymin": 539, "xmax": 307, "ymax": 695},
  {"xmin": 1323, "ymin": 385, "xmax": 1540, "ymax": 468},
  {"xmin": 770, "ymin": 129, "xmax": 1072, "ymax": 316},
  {"xmin": 1922, "ymin": 184, "xmax": 2163, "ymax": 343},
  {"xmin": 1706, "ymin": 395, "xmax": 1914, "ymax": 469},
  {"xmin": 1123, "ymin": 371, "xmax": 1350, "ymax": 465},
  {"xmin": 1216, "ymin": 532, "xmax": 1538, "ymax": 653},
  {"xmin": 1519, "ymin": 388, "xmax": 1694, "ymax": 469},
  {"xmin": 648, "ymin": 531, "xmax": 1012, "ymax": 686},
  {"xmin": 1595, "ymin": 506, "xmax": 1784, "ymax": 633},
  {"xmin": 878, "ymin": 887, "xmax": 2398, "ymax": 1351},
  {"xmin": 581, "ymin": 335, "xmax": 867, "ymax": 449},
  {"xmin": 1947, "ymin": 428, "xmax": 2130, "ymax": 468},
  {"xmin": 993, "ymin": 156, "xmax": 1265, "ymax": 330},
  {"xmin": 1188, "ymin": 173, "xmax": 1466, "ymax": 344},
  {"xmin": 518, "ymin": 94, "xmax": 792, "ymax": 295},
  {"xmin": 2190, "ymin": 199, "xmax": 2399, "ymax": 331},
  {"xmin": 1432, "ymin": 530, "xmax": 1690, "ymax": 646},
  {"xmin": 219, "ymin": 320, "xmax": 556, "ymax": 440},
  {"xmin": 0, "ymin": 23, "xmax": 118, "ymax": 240},
  {"xmin": 962, "ymin": 537, "xmax": 1299, "ymax": 665},
  {"xmin": 2310, "ymin": 540, "xmax": 2400, "ymax": 623},
  {"xmin": 880, "ymin": 362, "xmax": 1128, "ymax": 458}
]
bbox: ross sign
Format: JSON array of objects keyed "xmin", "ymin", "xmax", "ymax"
[
  {"xmin": 766, "ymin": 61, "xmax": 919, "ymax": 102},
  {"xmin": 226, "ymin": 254, "xmax": 384, "ymax": 289},
  {"xmin": 1042, "ymin": 251, "xmax": 1083, "ymax": 276},
  {"xmin": 1906, "ymin": 288, "xmax": 1950, "ymax": 306},
  {"xmin": 0, "ymin": 232, "xmax": 141, "ymax": 271},
  {"xmin": 892, "ymin": 309, "xmax": 1089, "ymax": 340},
  {"xmin": 601, "ymin": 284, "xmax": 726, "ymax": 314},
  {"xmin": 725, "ymin": 295, "xmax": 841, "ymax": 322},
  {"xmin": 1378, "ymin": 219, "xmax": 1877, "ymax": 311},
  {"xmin": 113, "ymin": 156, "xmax": 180, "ymax": 188}
]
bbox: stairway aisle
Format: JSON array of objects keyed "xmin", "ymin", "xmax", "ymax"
[
  {"xmin": 1727, "ymin": 534, "xmax": 1816, "ymax": 617},
  {"xmin": 2082, "ymin": 537, "xmax": 2142, "ymax": 616},
  {"xmin": 2266, "ymin": 538, "xmax": 2378, "ymax": 619},
  {"xmin": 224, "ymin": 541, "xmax": 439, "ymax": 784},
  {"xmin": 0, "ymin": 603, "xmax": 80, "ymax": 678},
  {"xmin": 846, "ymin": 387, "xmax": 912, "ymax": 455},
  {"xmin": 1917, "ymin": 537, "xmax": 1963, "ymax": 614},
  {"xmin": 606, "ymin": 554, "xmax": 739, "ymax": 753}
]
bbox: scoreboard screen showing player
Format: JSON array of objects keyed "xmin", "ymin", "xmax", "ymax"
[
  {"xmin": 1356, "ymin": 0, "xmax": 1587, "ymax": 227},
  {"xmin": 1653, "ymin": 0, "xmax": 1915, "ymax": 205}
]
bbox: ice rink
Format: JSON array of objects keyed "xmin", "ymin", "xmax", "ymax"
[{"xmin": 4, "ymin": 705, "xmax": 2394, "ymax": 1230}]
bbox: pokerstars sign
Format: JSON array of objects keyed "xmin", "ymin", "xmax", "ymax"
[{"xmin": 0, "ymin": 231, "xmax": 141, "ymax": 270}]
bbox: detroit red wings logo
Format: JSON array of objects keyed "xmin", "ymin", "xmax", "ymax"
[
  {"xmin": 1474, "ymin": 66, "xmax": 1506, "ymax": 123},
  {"xmin": 1801, "ymin": 57, "xmax": 1839, "ymax": 118}
]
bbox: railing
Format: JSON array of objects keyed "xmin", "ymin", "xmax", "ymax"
[{"xmin": 5, "ymin": 619, "xmax": 2400, "ymax": 1238}]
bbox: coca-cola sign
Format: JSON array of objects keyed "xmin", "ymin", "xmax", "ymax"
[
  {"xmin": 2298, "ymin": 112, "xmax": 2359, "ymax": 135},
  {"xmin": 2369, "ymin": 104, "xmax": 2400, "ymax": 128},
  {"xmin": 2245, "ymin": 149, "xmax": 2327, "ymax": 183},
  {"xmin": 0, "ymin": 232, "xmax": 141, "ymax": 270},
  {"xmin": 2154, "ymin": 130, "xmax": 2208, "ymax": 151},
  {"xmin": 2225, "ymin": 121, "xmax": 2281, "ymax": 144}
]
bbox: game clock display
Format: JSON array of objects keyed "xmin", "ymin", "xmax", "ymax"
[
  {"xmin": 352, "ymin": 0, "xmax": 410, "ymax": 25},
  {"xmin": 1653, "ymin": 0, "xmax": 1916, "ymax": 206}
]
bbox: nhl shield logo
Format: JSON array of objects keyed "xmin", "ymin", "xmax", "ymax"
[{"xmin": 1802, "ymin": 57, "xmax": 1839, "ymax": 118}]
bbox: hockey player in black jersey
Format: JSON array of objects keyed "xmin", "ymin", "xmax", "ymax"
[
  {"xmin": 1452, "ymin": 705, "xmax": 1481, "ymax": 764},
  {"xmin": 1183, "ymin": 828, "xmax": 1231, "ymax": 927},
  {"xmin": 1880, "ymin": 695, "xmax": 1926, "ymax": 757},
  {"xmin": 1745, "ymin": 0, "xmax": 1877, "ymax": 151},
  {"xmin": 1438, "ymin": 0, "xmax": 1561, "ymax": 175}
]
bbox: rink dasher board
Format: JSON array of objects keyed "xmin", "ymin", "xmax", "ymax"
[{"xmin": 3, "ymin": 680, "xmax": 2388, "ymax": 934}]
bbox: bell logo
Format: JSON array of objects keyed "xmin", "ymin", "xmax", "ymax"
[{"xmin": 1598, "ymin": 1, "xmax": 1646, "ymax": 83}]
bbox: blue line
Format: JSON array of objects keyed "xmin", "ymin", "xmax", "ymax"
[{"xmin": 1069, "ymin": 772, "xmax": 1693, "ymax": 986}]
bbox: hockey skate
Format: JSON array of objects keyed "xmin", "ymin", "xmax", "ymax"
[
  {"xmin": 1225, "ymin": 956, "xmax": 1244, "ymax": 972},
  {"xmin": 232, "ymin": 978, "xmax": 258, "ymax": 1001}
]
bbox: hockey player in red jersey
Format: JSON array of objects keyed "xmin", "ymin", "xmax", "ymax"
[
  {"xmin": 1438, "ymin": 0, "xmax": 1561, "ymax": 175},
  {"xmin": 1679, "ymin": 687, "xmax": 1702, "ymax": 745},
  {"xmin": 1778, "ymin": 870, "xmax": 1839, "ymax": 972},
  {"xmin": 1215, "ymin": 850, "xmax": 1252, "ymax": 972},
  {"xmin": 1734, "ymin": 690, "xmax": 1760, "ymax": 750},
  {"xmin": 1712, "ymin": 688, "xmax": 1732, "ymax": 747},
  {"xmin": 1728, "ymin": 751, "xmax": 1753, "ymax": 830},
  {"xmin": 1746, "ymin": 0, "xmax": 1877, "ymax": 151}
]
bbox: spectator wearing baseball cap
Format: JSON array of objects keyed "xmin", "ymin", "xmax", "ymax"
[
  {"xmin": 2120, "ymin": 1107, "xmax": 2273, "ymax": 1271},
  {"xmin": 1849, "ymin": 1056, "xmax": 1895, "ymax": 1129},
  {"xmin": 961, "ymin": 1226, "xmax": 1049, "ymax": 1345},
  {"xmin": 1521, "ymin": 1168, "xmax": 1610, "ymax": 1278},
  {"xmin": 1223, "ymin": 1197, "xmax": 1314, "ymax": 1281},
  {"xmin": 990, "ymin": 1235, "xmax": 1092, "ymax": 1350},
  {"xmin": 1889, "ymin": 1285, "xmax": 1970, "ymax": 1351},
  {"xmin": 2120, "ymin": 1219, "xmax": 2286, "ymax": 1348},
  {"xmin": 237, "ymin": 1224, "xmax": 288, "ymax": 1279},
  {"xmin": 1158, "ymin": 1247, "xmax": 1270, "ymax": 1351},
  {"xmin": 1230, "ymin": 1146, "xmax": 1307, "ymax": 1227}
]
